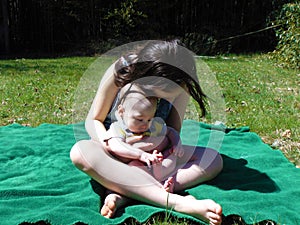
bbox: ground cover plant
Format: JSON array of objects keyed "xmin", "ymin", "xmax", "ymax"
[{"xmin": 1, "ymin": 54, "xmax": 299, "ymax": 225}]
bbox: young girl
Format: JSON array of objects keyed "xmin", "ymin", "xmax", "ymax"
[{"xmin": 70, "ymin": 40, "xmax": 223, "ymax": 225}]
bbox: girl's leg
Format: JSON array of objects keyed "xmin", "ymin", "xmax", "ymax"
[
  {"xmin": 127, "ymin": 159, "xmax": 175, "ymax": 193},
  {"xmin": 153, "ymin": 152, "xmax": 177, "ymax": 181},
  {"xmin": 172, "ymin": 145, "xmax": 223, "ymax": 192},
  {"xmin": 70, "ymin": 140, "xmax": 222, "ymax": 225},
  {"xmin": 100, "ymin": 158, "xmax": 176, "ymax": 218}
]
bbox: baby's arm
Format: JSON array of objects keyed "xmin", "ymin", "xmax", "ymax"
[
  {"xmin": 129, "ymin": 135, "xmax": 169, "ymax": 152},
  {"xmin": 105, "ymin": 135, "xmax": 161, "ymax": 168}
]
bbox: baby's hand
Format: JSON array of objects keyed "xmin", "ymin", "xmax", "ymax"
[
  {"xmin": 139, "ymin": 151, "xmax": 161, "ymax": 168},
  {"xmin": 151, "ymin": 150, "xmax": 163, "ymax": 164}
]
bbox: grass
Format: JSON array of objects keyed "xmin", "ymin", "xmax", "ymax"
[
  {"xmin": 203, "ymin": 55, "xmax": 300, "ymax": 167},
  {"xmin": 1, "ymin": 54, "xmax": 299, "ymax": 224},
  {"xmin": 0, "ymin": 57, "xmax": 93, "ymax": 125}
]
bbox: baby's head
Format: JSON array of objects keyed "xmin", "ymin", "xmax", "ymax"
[{"xmin": 118, "ymin": 85, "xmax": 158, "ymax": 133}]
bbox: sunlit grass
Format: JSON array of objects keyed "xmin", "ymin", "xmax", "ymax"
[{"xmin": 0, "ymin": 57, "xmax": 94, "ymax": 125}]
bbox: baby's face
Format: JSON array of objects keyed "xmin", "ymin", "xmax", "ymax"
[
  {"xmin": 120, "ymin": 97, "xmax": 157, "ymax": 134},
  {"xmin": 124, "ymin": 107, "xmax": 155, "ymax": 134}
]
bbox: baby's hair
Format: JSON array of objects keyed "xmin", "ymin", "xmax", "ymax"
[{"xmin": 118, "ymin": 83, "xmax": 158, "ymax": 110}]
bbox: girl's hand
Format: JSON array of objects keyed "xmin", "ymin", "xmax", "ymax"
[
  {"xmin": 171, "ymin": 142, "xmax": 184, "ymax": 158},
  {"xmin": 126, "ymin": 135, "xmax": 154, "ymax": 150},
  {"xmin": 125, "ymin": 135, "xmax": 144, "ymax": 144},
  {"xmin": 133, "ymin": 136, "xmax": 168, "ymax": 151}
]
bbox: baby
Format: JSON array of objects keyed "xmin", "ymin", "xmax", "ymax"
[{"xmin": 103, "ymin": 84, "xmax": 184, "ymax": 192}]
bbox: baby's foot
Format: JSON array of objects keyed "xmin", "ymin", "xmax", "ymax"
[
  {"xmin": 163, "ymin": 176, "xmax": 174, "ymax": 193},
  {"xmin": 100, "ymin": 192, "xmax": 130, "ymax": 218}
]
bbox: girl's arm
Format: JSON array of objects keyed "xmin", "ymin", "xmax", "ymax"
[
  {"xmin": 85, "ymin": 63, "xmax": 119, "ymax": 143},
  {"xmin": 166, "ymin": 86, "xmax": 189, "ymax": 132},
  {"xmin": 165, "ymin": 126, "xmax": 184, "ymax": 157}
]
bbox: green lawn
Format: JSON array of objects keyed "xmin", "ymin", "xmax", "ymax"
[{"xmin": 0, "ymin": 54, "xmax": 299, "ymax": 224}]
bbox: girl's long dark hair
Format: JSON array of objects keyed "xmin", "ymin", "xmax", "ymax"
[{"xmin": 114, "ymin": 40, "xmax": 207, "ymax": 116}]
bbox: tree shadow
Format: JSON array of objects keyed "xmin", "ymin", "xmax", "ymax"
[{"xmin": 207, "ymin": 154, "xmax": 280, "ymax": 193}]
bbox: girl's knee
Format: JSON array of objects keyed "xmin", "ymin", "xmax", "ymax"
[
  {"xmin": 215, "ymin": 152, "xmax": 223, "ymax": 173},
  {"xmin": 208, "ymin": 149, "xmax": 223, "ymax": 178},
  {"xmin": 70, "ymin": 142, "xmax": 87, "ymax": 171}
]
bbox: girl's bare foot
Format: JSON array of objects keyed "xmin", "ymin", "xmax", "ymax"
[
  {"xmin": 193, "ymin": 199, "xmax": 222, "ymax": 225},
  {"xmin": 163, "ymin": 176, "xmax": 174, "ymax": 193},
  {"xmin": 100, "ymin": 192, "xmax": 131, "ymax": 218},
  {"xmin": 175, "ymin": 198, "xmax": 222, "ymax": 225},
  {"xmin": 184, "ymin": 194, "xmax": 196, "ymax": 200}
]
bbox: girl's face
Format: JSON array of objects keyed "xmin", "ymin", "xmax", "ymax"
[
  {"xmin": 151, "ymin": 84, "xmax": 186, "ymax": 103},
  {"xmin": 133, "ymin": 76, "xmax": 187, "ymax": 103}
]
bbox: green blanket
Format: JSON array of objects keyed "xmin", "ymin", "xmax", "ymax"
[{"xmin": 0, "ymin": 120, "xmax": 299, "ymax": 225}]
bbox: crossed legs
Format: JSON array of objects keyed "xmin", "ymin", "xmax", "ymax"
[{"xmin": 70, "ymin": 140, "xmax": 223, "ymax": 225}]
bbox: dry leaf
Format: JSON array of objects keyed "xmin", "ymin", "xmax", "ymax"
[{"xmin": 281, "ymin": 129, "xmax": 292, "ymax": 138}]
